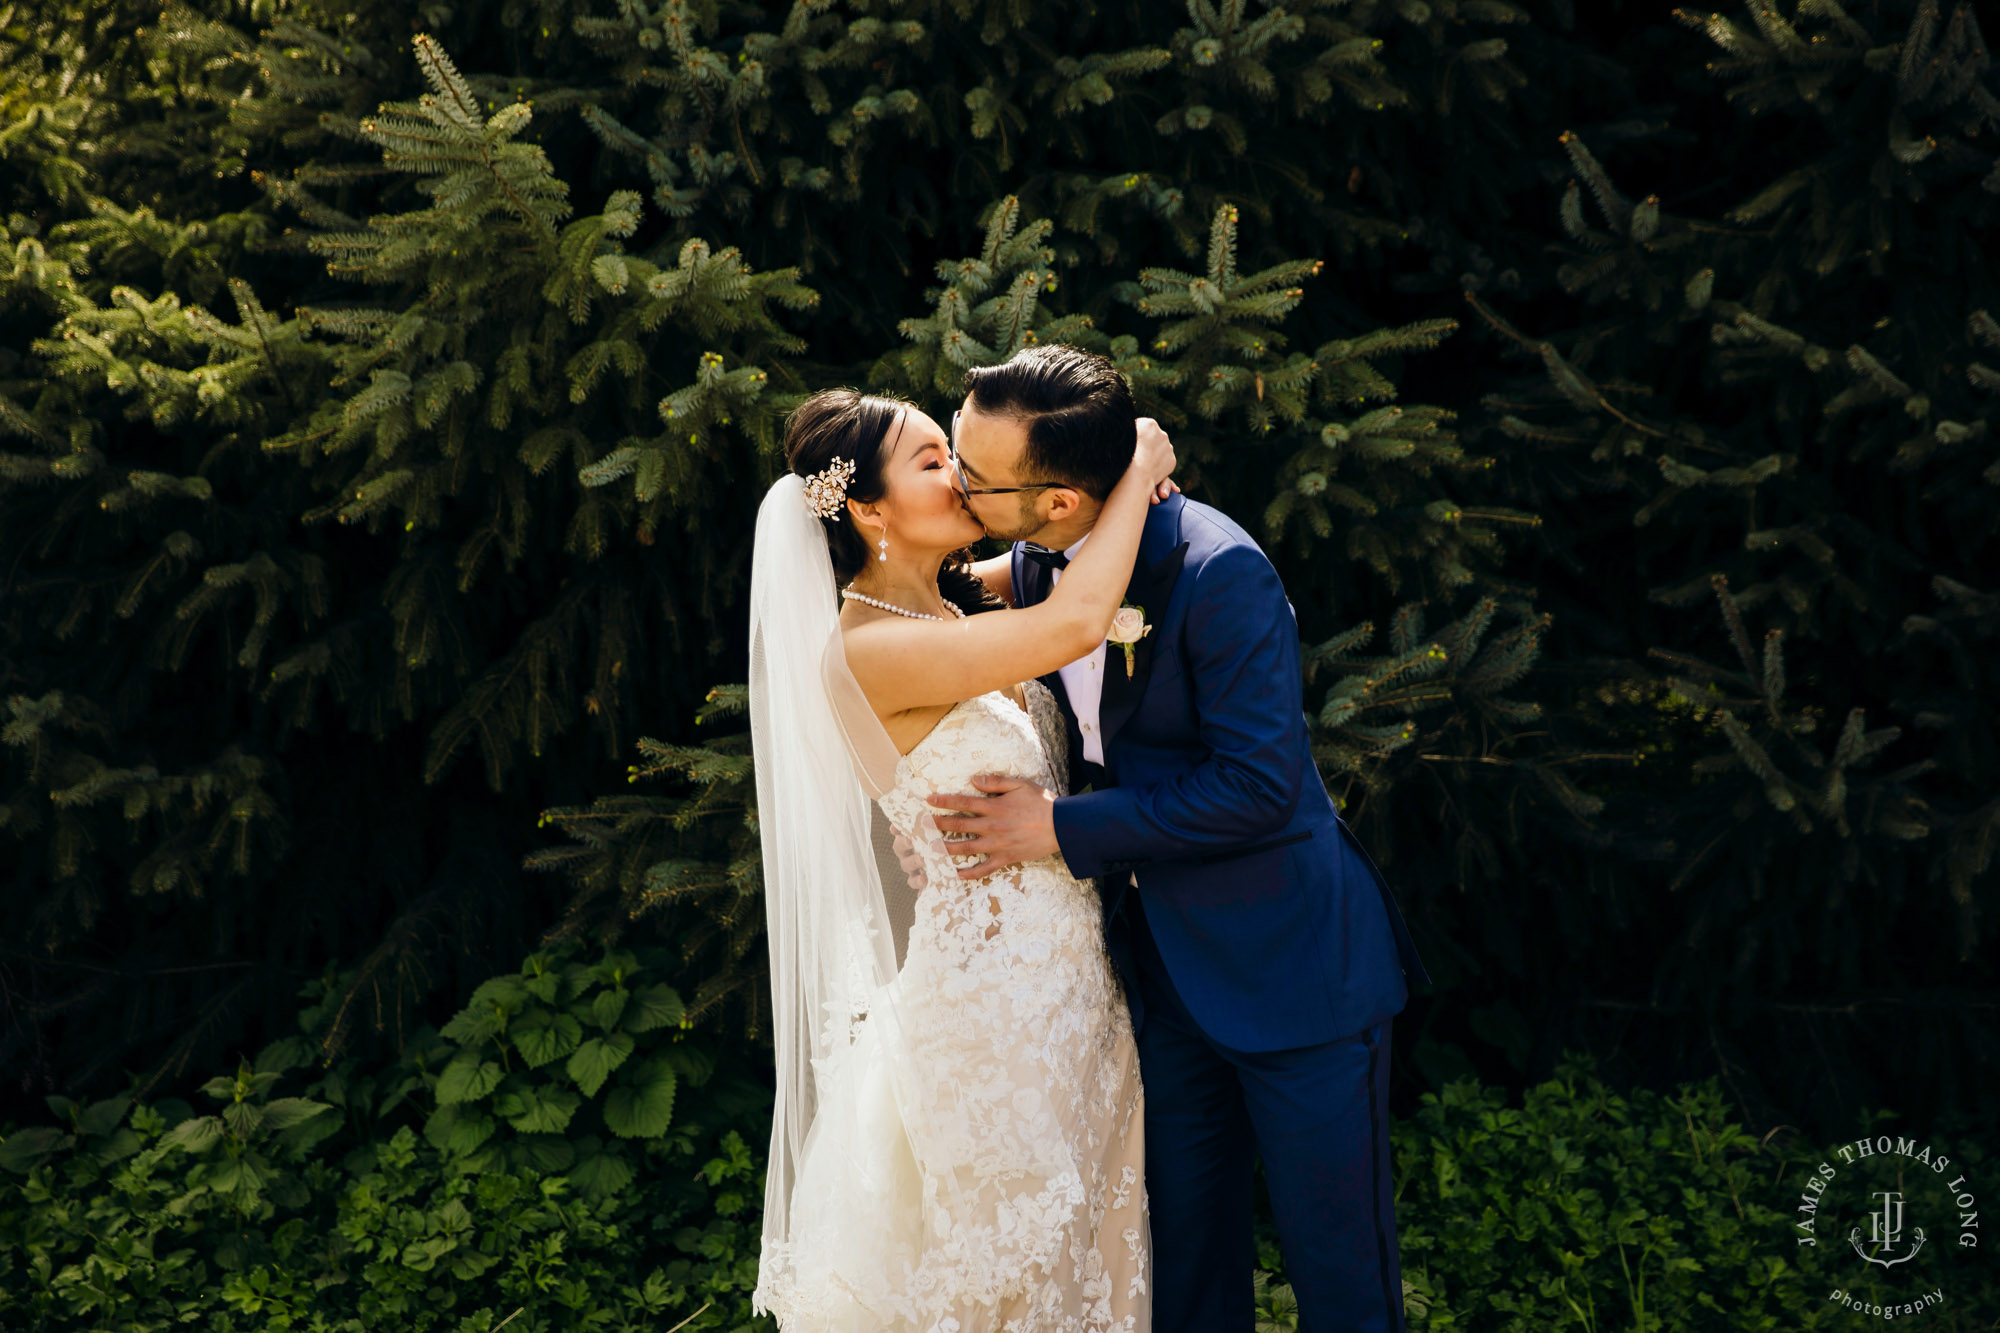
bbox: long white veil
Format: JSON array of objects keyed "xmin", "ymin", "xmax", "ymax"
[{"xmin": 747, "ymin": 473, "xmax": 903, "ymax": 1294}]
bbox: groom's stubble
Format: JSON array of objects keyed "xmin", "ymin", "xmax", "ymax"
[
  {"xmin": 979, "ymin": 490, "xmax": 1078, "ymax": 545},
  {"xmin": 973, "ymin": 488, "xmax": 1103, "ymax": 551}
]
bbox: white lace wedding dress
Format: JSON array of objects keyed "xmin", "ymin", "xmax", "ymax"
[{"xmin": 753, "ymin": 675, "xmax": 1151, "ymax": 1333}]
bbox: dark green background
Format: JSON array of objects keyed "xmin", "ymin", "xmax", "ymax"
[{"xmin": 2, "ymin": 0, "xmax": 1995, "ymax": 1142}]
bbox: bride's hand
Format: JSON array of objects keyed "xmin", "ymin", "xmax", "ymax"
[{"xmin": 1129, "ymin": 417, "xmax": 1177, "ymax": 500}]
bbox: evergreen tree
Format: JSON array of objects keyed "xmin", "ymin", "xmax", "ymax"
[
  {"xmin": 3, "ymin": 9, "xmax": 819, "ymax": 1090},
  {"xmin": 1, "ymin": 0, "xmax": 1992, "ymax": 1135},
  {"xmin": 1460, "ymin": 0, "xmax": 1999, "ymax": 1119}
]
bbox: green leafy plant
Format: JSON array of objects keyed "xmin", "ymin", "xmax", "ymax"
[
  {"xmin": 1388, "ymin": 1060, "xmax": 1997, "ymax": 1331},
  {"xmin": 422, "ymin": 946, "xmax": 703, "ymax": 1199},
  {"xmin": 15, "ymin": 1023, "xmax": 1992, "ymax": 1330},
  {"xmin": 0, "ymin": 938, "xmax": 770, "ymax": 1331}
]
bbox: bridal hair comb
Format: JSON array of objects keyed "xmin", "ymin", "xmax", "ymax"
[{"xmin": 802, "ymin": 456, "xmax": 857, "ymax": 519}]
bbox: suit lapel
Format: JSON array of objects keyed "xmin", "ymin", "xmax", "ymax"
[
  {"xmin": 1097, "ymin": 538, "xmax": 1189, "ymax": 750},
  {"xmin": 1010, "ymin": 542, "xmax": 1048, "ymax": 611},
  {"xmin": 1096, "ymin": 496, "xmax": 1190, "ymax": 754},
  {"xmin": 1018, "ymin": 506, "xmax": 1190, "ymax": 778}
]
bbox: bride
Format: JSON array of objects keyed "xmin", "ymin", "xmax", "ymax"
[{"xmin": 747, "ymin": 388, "xmax": 1175, "ymax": 1332}]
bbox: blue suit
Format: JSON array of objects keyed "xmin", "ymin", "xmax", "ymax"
[{"xmin": 1013, "ymin": 493, "xmax": 1428, "ymax": 1333}]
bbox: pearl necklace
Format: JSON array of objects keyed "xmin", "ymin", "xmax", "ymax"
[{"xmin": 843, "ymin": 586, "xmax": 966, "ymax": 622}]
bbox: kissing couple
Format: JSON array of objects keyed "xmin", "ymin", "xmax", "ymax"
[{"xmin": 747, "ymin": 345, "xmax": 1429, "ymax": 1333}]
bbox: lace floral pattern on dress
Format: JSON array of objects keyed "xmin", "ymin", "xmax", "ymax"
[{"xmin": 754, "ymin": 681, "xmax": 1149, "ymax": 1333}]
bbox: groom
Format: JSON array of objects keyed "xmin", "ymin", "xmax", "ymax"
[{"xmin": 928, "ymin": 344, "xmax": 1430, "ymax": 1333}]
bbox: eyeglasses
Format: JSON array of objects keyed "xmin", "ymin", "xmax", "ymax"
[{"xmin": 949, "ymin": 410, "xmax": 1064, "ymax": 500}]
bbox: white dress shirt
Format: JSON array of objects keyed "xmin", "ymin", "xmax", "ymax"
[{"xmin": 1048, "ymin": 532, "xmax": 1109, "ymax": 766}]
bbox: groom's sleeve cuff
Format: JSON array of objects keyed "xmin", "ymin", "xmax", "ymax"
[
  {"xmin": 1052, "ymin": 789, "xmax": 1145, "ymax": 879},
  {"xmin": 1052, "ymin": 793, "xmax": 1104, "ymax": 879}
]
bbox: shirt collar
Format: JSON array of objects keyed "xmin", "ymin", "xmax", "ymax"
[{"xmin": 1062, "ymin": 530, "xmax": 1091, "ymax": 561}]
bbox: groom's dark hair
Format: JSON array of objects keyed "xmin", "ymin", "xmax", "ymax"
[{"xmin": 963, "ymin": 345, "xmax": 1136, "ymax": 501}]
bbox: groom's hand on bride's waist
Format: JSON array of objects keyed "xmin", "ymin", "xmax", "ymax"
[{"xmin": 926, "ymin": 776, "xmax": 1061, "ymax": 879}]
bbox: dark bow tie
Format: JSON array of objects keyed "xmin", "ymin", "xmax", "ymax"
[{"xmin": 1021, "ymin": 544, "xmax": 1070, "ymax": 573}]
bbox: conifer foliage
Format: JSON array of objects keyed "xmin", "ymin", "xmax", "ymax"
[
  {"xmin": 1457, "ymin": 0, "xmax": 2000, "ymax": 1120},
  {"xmin": 1, "ymin": 0, "xmax": 1994, "ymax": 1132}
]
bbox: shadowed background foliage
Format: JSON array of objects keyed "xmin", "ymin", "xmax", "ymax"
[{"xmin": 2, "ymin": 0, "xmax": 1997, "ymax": 1147}]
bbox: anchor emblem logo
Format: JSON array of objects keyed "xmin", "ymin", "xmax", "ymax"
[{"xmin": 1850, "ymin": 1190, "xmax": 1927, "ymax": 1268}]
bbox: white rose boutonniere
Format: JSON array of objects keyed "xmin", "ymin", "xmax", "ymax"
[{"xmin": 1106, "ymin": 602, "xmax": 1151, "ymax": 678}]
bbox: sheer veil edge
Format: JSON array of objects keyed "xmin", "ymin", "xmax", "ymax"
[{"xmin": 746, "ymin": 474, "xmax": 902, "ymax": 1312}]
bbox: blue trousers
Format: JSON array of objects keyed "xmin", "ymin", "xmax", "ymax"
[{"xmin": 1128, "ymin": 893, "xmax": 1404, "ymax": 1333}]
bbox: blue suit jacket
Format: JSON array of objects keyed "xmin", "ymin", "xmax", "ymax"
[{"xmin": 1015, "ymin": 493, "xmax": 1429, "ymax": 1052}]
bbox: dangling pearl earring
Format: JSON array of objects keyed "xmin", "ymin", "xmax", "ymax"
[{"xmin": 877, "ymin": 529, "xmax": 889, "ymax": 562}]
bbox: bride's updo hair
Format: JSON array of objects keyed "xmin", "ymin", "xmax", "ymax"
[{"xmin": 784, "ymin": 389, "xmax": 1003, "ymax": 616}]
